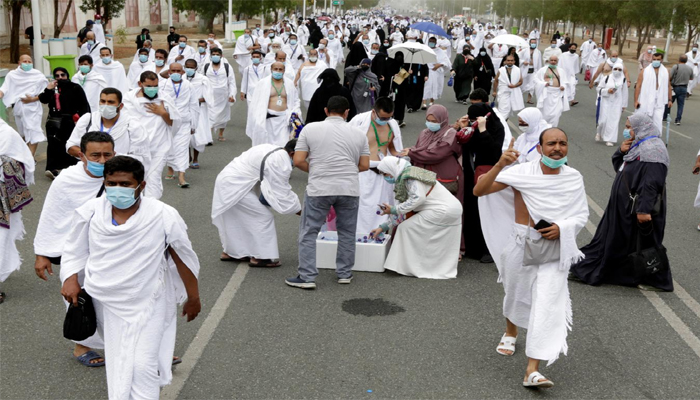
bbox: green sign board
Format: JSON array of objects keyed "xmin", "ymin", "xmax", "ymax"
[{"xmin": 332, "ymin": 0, "xmax": 344, "ymax": 4}]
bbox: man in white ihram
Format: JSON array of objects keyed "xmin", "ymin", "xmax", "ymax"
[
  {"xmin": 92, "ymin": 47, "xmax": 129, "ymax": 95},
  {"xmin": 60, "ymin": 156, "xmax": 201, "ymax": 400},
  {"xmin": 534, "ymin": 55, "xmax": 570, "ymax": 127},
  {"xmin": 634, "ymin": 52, "xmax": 672, "ymax": 133},
  {"xmin": 493, "ymin": 55, "xmax": 524, "ymax": 119},
  {"xmin": 474, "ymin": 127, "xmax": 588, "ymax": 389},
  {"xmin": 233, "ymin": 28, "xmax": 259, "ymax": 75},
  {"xmin": 212, "ymin": 140, "xmax": 301, "ymax": 268},
  {"xmin": 246, "ymin": 62, "xmax": 301, "ymax": 146},
  {"xmin": 295, "ymin": 49, "xmax": 328, "ymax": 109}
]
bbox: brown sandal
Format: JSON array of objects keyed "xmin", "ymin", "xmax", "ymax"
[{"xmin": 248, "ymin": 259, "xmax": 281, "ymax": 268}]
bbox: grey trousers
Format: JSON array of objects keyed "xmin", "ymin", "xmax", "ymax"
[{"xmin": 297, "ymin": 193, "xmax": 359, "ymax": 281}]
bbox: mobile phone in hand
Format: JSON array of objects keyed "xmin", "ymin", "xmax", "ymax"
[{"xmin": 534, "ymin": 220, "xmax": 553, "ymax": 230}]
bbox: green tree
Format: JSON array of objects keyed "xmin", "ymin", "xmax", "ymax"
[
  {"xmin": 54, "ymin": 0, "xmax": 74, "ymax": 38},
  {"xmin": 79, "ymin": 0, "xmax": 127, "ymax": 25},
  {"xmin": 671, "ymin": 0, "xmax": 700, "ymax": 52}
]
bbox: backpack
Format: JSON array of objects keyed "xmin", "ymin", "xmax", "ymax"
[{"xmin": 204, "ymin": 62, "xmax": 230, "ymax": 77}]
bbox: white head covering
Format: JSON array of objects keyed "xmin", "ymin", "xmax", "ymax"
[
  {"xmin": 377, "ymin": 156, "xmax": 410, "ymax": 178},
  {"xmin": 517, "ymin": 108, "xmax": 551, "ymax": 143},
  {"xmin": 611, "ymin": 60, "xmax": 625, "ymax": 83},
  {"xmin": 0, "ymin": 119, "xmax": 35, "ymax": 185}
]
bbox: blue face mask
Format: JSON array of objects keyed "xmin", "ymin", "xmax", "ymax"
[
  {"xmin": 105, "ymin": 185, "xmax": 140, "ymax": 210},
  {"xmin": 371, "ymin": 49, "xmax": 378, "ymax": 55},
  {"xmin": 155, "ymin": 59, "xmax": 165, "ymax": 67},
  {"xmin": 425, "ymin": 121, "xmax": 441, "ymax": 132},
  {"xmin": 363, "ymin": 39, "xmax": 370, "ymax": 45},
  {"xmin": 252, "ymin": 58, "xmax": 261, "ymax": 64},
  {"xmin": 79, "ymin": 65, "xmax": 91, "ymax": 74},
  {"xmin": 622, "ymin": 129, "xmax": 632, "ymax": 140},
  {"xmin": 179, "ymin": 42, "xmax": 186, "ymax": 48},
  {"xmin": 211, "ymin": 55, "xmax": 221, "ymax": 64},
  {"xmin": 21, "ymin": 63, "xmax": 33, "ymax": 72},
  {"xmin": 652, "ymin": 60, "xmax": 661, "ymax": 68},
  {"xmin": 87, "ymin": 40, "xmax": 95, "ymax": 45},
  {"xmin": 383, "ymin": 176, "xmax": 396, "ymax": 184},
  {"xmin": 85, "ymin": 160, "xmax": 104, "ymax": 177},
  {"xmin": 541, "ymin": 155, "xmax": 568, "ymax": 169},
  {"xmin": 290, "ymin": 40, "xmax": 297, "ymax": 45},
  {"xmin": 551, "ymin": 44, "xmax": 556, "ymax": 48},
  {"xmin": 185, "ymin": 68, "xmax": 195, "ymax": 77},
  {"xmin": 143, "ymin": 86, "xmax": 158, "ymax": 98},
  {"xmin": 102, "ymin": 57, "xmax": 111, "ymax": 64},
  {"xmin": 272, "ymin": 71, "xmax": 284, "ymax": 80},
  {"xmin": 139, "ymin": 54, "xmax": 148, "ymax": 63},
  {"xmin": 428, "ymin": 42, "xmax": 436, "ymax": 48},
  {"xmin": 328, "ymin": 34, "xmax": 335, "ymax": 39},
  {"xmin": 198, "ymin": 46, "xmax": 206, "ymax": 54},
  {"xmin": 530, "ymin": 43, "xmax": 537, "ymax": 49},
  {"xmin": 170, "ymin": 72, "xmax": 182, "ymax": 82},
  {"xmin": 374, "ymin": 118, "xmax": 389, "ymax": 126}
]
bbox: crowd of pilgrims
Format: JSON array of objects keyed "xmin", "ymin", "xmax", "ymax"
[{"xmin": 0, "ymin": 7, "xmax": 677, "ymax": 395}]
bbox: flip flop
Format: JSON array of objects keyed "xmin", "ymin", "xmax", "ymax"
[
  {"xmin": 172, "ymin": 356, "xmax": 182, "ymax": 365},
  {"xmin": 248, "ymin": 259, "xmax": 281, "ymax": 268},
  {"xmin": 75, "ymin": 350, "xmax": 105, "ymax": 367},
  {"xmin": 190, "ymin": 163, "xmax": 200, "ymax": 169},
  {"xmin": 523, "ymin": 371, "xmax": 554, "ymax": 388},
  {"xmin": 0, "ymin": 292, "xmax": 5, "ymax": 304},
  {"xmin": 178, "ymin": 182, "xmax": 190, "ymax": 188},
  {"xmin": 164, "ymin": 174, "xmax": 176, "ymax": 180},
  {"xmin": 218, "ymin": 137, "xmax": 226, "ymax": 142},
  {"xmin": 220, "ymin": 255, "xmax": 250, "ymax": 262}
]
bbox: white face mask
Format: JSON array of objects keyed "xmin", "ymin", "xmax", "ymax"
[{"xmin": 99, "ymin": 104, "xmax": 119, "ymax": 120}]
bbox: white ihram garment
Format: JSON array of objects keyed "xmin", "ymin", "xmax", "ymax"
[
  {"xmin": 60, "ymin": 197, "xmax": 199, "ymax": 400},
  {"xmin": 638, "ymin": 64, "xmax": 670, "ymax": 133},
  {"xmin": 496, "ymin": 66, "xmax": 524, "ymax": 118},
  {"xmin": 246, "ymin": 77, "xmax": 301, "ymax": 146},
  {"xmin": 297, "ymin": 61, "xmax": 328, "ymax": 109},
  {"xmin": 92, "ymin": 61, "xmax": 129, "ymax": 95},
  {"xmin": 558, "ymin": 52, "xmax": 580, "ymax": 101},
  {"xmin": 534, "ymin": 66, "xmax": 571, "ymax": 127},
  {"xmin": 212, "ymin": 144, "xmax": 301, "ymax": 259},
  {"xmin": 233, "ymin": 36, "xmax": 255, "ymax": 74},
  {"xmin": 72, "ymin": 70, "xmax": 108, "ymax": 113},
  {"xmin": 423, "ymin": 48, "xmax": 451, "ymax": 100},
  {"xmin": 187, "ymin": 74, "xmax": 213, "ymax": 152},
  {"xmin": 596, "ymin": 70, "xmax": 628, "ymax": 143},
  {"xmin": 494, "ymin": 160, "xmax": 588, "ymax": 365},
  {"xmin": 160, "ymin": 79, "xmax": 198, "ymax": 172},
  {"xmin": 204, "ymin": 60, "xmax": 237, "ymax": 130},
  {"xmin": 0, "ymin": 67, "xmax": 48, "ymax": 144},
  {"xmin": 348, "ymin": 111, "xmax": 403, "ymax": 234}
]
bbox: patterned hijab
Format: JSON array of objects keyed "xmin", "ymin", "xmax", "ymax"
[{"xmin": 623, "ymin": 112, "xmax": 669, "ymax": 167}]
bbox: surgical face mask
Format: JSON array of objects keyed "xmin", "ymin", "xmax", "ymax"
[
  {"xmin": 613, "ymin": 70, "xmax": 623, "ymax": 78},
  {"xmin": 548, "ymin": 64, "xmax": 557, "ymax": 69},
  {"xmin": 99, "ymin": 104, "xmax": 119, "ymax": 119},
  {"xmin": 185, "ymin": 68, "xmax": 195, "ymax": 77},
  {"xmin": 155, "ymin": 59, "xmax": 165, "ymax": 67},
  {"xmin": 252, "ymin": 57, "xmax": 261, "ymax": 65},
  {"xmin": 518, "ymin": 125, "xmax": 529, "ymax": 132},
  {"xmin": 85, "ymin": 160, "xmax": 105, "ymax": 177},
  {"xmin": 383, "ymin": 176, "xmax": 395, "ymax": 184},
  {"xmin": 428, "ymin": 42, "xmax": 436, "ymax": 48},
  {"xmin": 318, "ymin": 44, "xmax": 326, "ymax": 50},
  {"xmin": 309, "ymin": 56, "xmax": 318, "ymax": 62},
  {"xmin": 328, "ymin": 34, "xmax": 335, "ymax": 39},
  {"xmin": 170, "ymin": 72, "xmax": 182, "ymax": 82},
  {"xmin": 551, "ymin": 44, "xmax": 556, "ymax": 48},
  {"xmin": 647, "ymin": 49, "xmax": 652, "ymax": 54},
  {"xmin": 383, "ymin": 42, "xmax": 390, "ymax": 47},
  {"xmin": 694, "ymin": 48, "xmax": 698, "ymax": 53},
  {"xmin": 505, "ymin": 64, "xmax": 513, "ymax": 69},
  {"xmin": 244, "ymin": 34, "xmax": 250, "ymax": 39},
  {"xmin": 290, "ymin": 39, "xmax": 297, "ymax": 45},
  {"xmin": 198, "ymin": 46, "xmax": 206, "ymax": 54},
  {"xmin": 370, "ymin": 50, "xmax": 378, "ymax": 55},
  {"xmin": 272, "ymin": 71, "xmax": 284, "ymax": 80},
  {"xmin": 139, "ymin": 54, "xmax": 148, "ymax": 63},
  {"xmin": 479, "ymin": 51, "xmax": 486, "ymax": 56},
  {"xmin": 143, "ymin": 86, "xmax": 158, "ymax": 99},
  {"xmin": 622, "ymin": 129, "xmax": 632, "ymax": 140},
  {"xmin": 20, "ymin": 63, "xmax": 33, "ymax": 72},
  {"xmin": 363, "ymin": 39, "xmax": 370, "ymax": 45},
  {"xmin": 79, "ymin": 65, "xmax": 91, "ymax": 74},
  {"xmin": 569, "ymin": 49, "xmax": 576, "ymax": 54},
  {"xmin": 87, "ymin": 40, "xmax": 95, "ymax": 45},
  {"xmin": 652, "ymin": 60, "xmax": 661, "ymax": 68},
  {"xmin": 256, "ymin": 27, "xmax": 260, "ymax": 31},
  {"xmin": 530, "ymin": 43, "xmax": 537, "ymax": 49},
  {"xmin": 211, "ymin": 55, "xmax": 221, "ymax": 64},
  {"xmin": 105, "ymin": 185, "xmax": 140, "ymax": 210},
  {"xmin": 610, "ymin": 57, "xmax": 618, "ymax": 63},
  {"xmin": 102, "ymin": 57, "xmax": 111, "ymax": 64},
  {"xmin": 541, "ymin": 155, "xmax": 568, "ymax": 169},
  {"xmin": 179, "ymin": 42, "xmax": 186, "ymax": 48},
  {"xmin": 269, "ymin": 33, "xmax": 275, "ymax": 38},
  {"xmin": 374, "ymin": 117, "xmax": 389, "ymax": 126},
  {"xmin": 425, "ymin": 121, "xmax": 441, "ymax": 132}
]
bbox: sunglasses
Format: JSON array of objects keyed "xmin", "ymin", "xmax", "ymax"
[{"xmin": 55, "ymin": 73, "xmax": 67, "ymax": 78}]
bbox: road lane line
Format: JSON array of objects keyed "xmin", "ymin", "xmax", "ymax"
[
  {"xmin": 622, "ymin": 109, "xmax": 692, "ymax": 139},
  {"xmin": 161, "ymin": 264, "xmax": 250, "ymax": 400},
  {"xmin": 584, "ymin": 195, "xmax": 700, "ymax": 358}
]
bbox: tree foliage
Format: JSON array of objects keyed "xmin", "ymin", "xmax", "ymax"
[
  {"xmin": 4, "ymin": 0, "xmax": 28, "ymax": 63},
  {"xmin": 79, "ymin": 0, "xmax": 127, "ymax": 26}
]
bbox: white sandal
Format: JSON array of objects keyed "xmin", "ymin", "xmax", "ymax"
[
  {"xmin": 496, "ymin": 334, "xmax": 517, "ymax": 356},
  {"xmin": 523, "ymin": 371, "xmax": 554, "ymax": 388}
]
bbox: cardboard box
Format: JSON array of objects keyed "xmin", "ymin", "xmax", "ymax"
[{"xmin": 316, "ymin": 231, "xmax": 392, "ymax": 273}]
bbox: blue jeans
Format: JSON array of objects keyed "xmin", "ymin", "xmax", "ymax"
[
  {"xmin": 297, "ymin": 193, "xmax": 359, "ymax": 282},
  {"xmin": 663, "ymin": 85, "xmax": 687, "ymax": 122}
]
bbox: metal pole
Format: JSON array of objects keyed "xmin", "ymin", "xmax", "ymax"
[
  {"xmin": 30, "ymin": 0, "xmax": 43, "ymax": 74},
  {"xmin": 663, "ymin": 8, "xmax": 675, "ymax": 62},
  {"xmin": 539, "ymin": 0, "xmax": 544, "ymax": 39},
  {"xmin": 261, "ymin": 0, "xmax": 265, "ymax": 29},
  {"xmin": 226, "ymin": 0, "xmax": 233, "ymax": 42},
  {"xmin": 168, "ymin": 0, "xmax": 173, "ymax": 27},
  {"xmin": 303, "ymin": 0, "xmax": 306, "ymax": 20},
  {"xmin": 324, "ymin": 0, "xmax": 327, "ymax": 14}
]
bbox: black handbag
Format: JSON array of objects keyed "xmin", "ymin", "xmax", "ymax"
[
  {"xmin": 46, "ymin": 116, "xmax": 62, "ymax": 132},
  {"xmin": 63, "ymin": 289, "xmax": 97, "ymax": 341},
  {"xmin": 625, "ymin": 223, "xmax": 669, "ymax": 282}
]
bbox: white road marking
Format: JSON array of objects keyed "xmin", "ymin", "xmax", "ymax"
[
  {"xmin": 622, "ymin": 109, "xmax": 692, "ymax": 139},
  {"xmin": 161, "ymin": 264, "xmax": 250, "ymax": 400},
  {"xmin": 585, "ymin": 195, "xmax": 700, "ymax": 358}
]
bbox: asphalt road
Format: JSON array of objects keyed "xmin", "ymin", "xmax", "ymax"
[{"xmin": 2, "ymin": 53, "xmax": 700, "ymax": 399}]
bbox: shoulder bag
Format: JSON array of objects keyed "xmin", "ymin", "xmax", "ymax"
[
  {"xmin": 63, "ymin": 289, "xmax": 97, "ymax": 341},
  {"xmin": 522, "ymin": 218, "xmax": 560, "ymax": 266},
  {"xmin": 258, "ymin": 147, "xmax": 285, "ymax": 206},
  {"xmin": 623, "ymin": 222, "xmax": 669, "ymax": 282}
]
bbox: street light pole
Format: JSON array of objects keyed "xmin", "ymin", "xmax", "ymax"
[
  {"xmin": 30, "ymin": 0, "xmax": 43, "ymax": 73},
  {"xmin": 168, "ymin": 0, "xmax": 173, "ymax": 28}
]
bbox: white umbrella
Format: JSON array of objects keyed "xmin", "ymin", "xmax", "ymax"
[
  {"xmin": 387, "ymin": 42, "xmax": 437, "ymax": 65},
  {"xmin": 487, "ymin": 34, "xmax": 529, "ymax": 49}
]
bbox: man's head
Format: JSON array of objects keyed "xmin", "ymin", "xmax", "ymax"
[
  {"xmin": 104, "ymin": 156, "xmax": 146, "ymax": 209},
  {"xmin": 680, "ymin": 55, "xmax": 688, "ymax": 63},
  {"xmin": 504, "ymin": 55, "xmax": 515, "ymax": 67},
  {"xmin": 208, "ymin": 32, "xmax": 216, "ymax": 40},
  {"xmin": 428, "ymin": 37, "xmax": 437, "ymax": 48},
  {"xmin": 275, "ymin": 50, "xmax": 287, "ymax": 63},
  {"xmin": 537, "ymin": 128, "xmax": 569, "ymax": 167},
  {"xmin": 271, "ymin": 62, "xmax": 285, "ymax": 80},
  {"xmin": 372, "ymin": 97, "xmax": 394, "ymax": 122},
  {"xmin": 169, "ymin": 62, "xmax": 183, "ymax": 81},
  {"xmin": 184, "ymin": 58, "xmax": 197, "ymax": 75},
  {"xmin": 78, "ymin": 55, "xmax": 93, "ymax": 72},
  {"xmin": 529, "ymin": 38, "xmax": 537, "ymax": 47},
  {"xmin": 18, "ymin": 54, "xmax": 33, "ymax": 70},
  {"xmin": 155, "ymin": 49, "xmax": 168, "ymax": 67},
  {"xmin": 197, "ymin": 40, "xmax": 207, "ymax": 52},
  {"xmin": 569, "ymin": 43, "xmax": 578, "ymax": 52},
  {"xmin": 86, "ymin": 20, "xmax": 94, "ymax": 28},
  {"xmin": 169, "ymin": 26, "xmax": 176, "ymax": 33},
  {"xmin": 143, "ymin": 40, "xmax": 152, "ymax": 50},
  {"xmin": 210, "ymin": 48, "xmax": 222, "ymax": 63},
  {"xmin": 178, "ymin": 36, "xmax": 188, "ymax": 47},
  {"xmin": 469, "ymin": 88, "xmax": 489, "ymax": 104},
  {"xmin": 99, "ymin": 47, "xmax": 112, "ymax": 63},
  {"xmin": 371, "ymin": 43, "xmax": 380, "ymax": 53},
  {"xmin": 244, "ymin": 28, "xmax": 252, "ymax": 36},
  {"xmin": 99, "ymin": 88, "xmax": 123, "ymax": 120},
  {"xmin": 85, "ymin": 31, "xmax": 96, "ymax": 42},
  {"xmin": 138, "ymin": 48, "xmax": 150, "ymax": 57},
  {"xmin": 325, "ymin": 95, "xmax": 350, "ymax": 120},
  {"xmin": 284, "ymin": 139, "xmax": 297, "ymax": 158},
  {"xmin": 80, "ymin": 131, "xmax": 115, "ymax": 177},
  {"xmin": 548, "ymin": 55, "xmax": 559, "ymax": 66},
  {"xmin": 289, "ymin": 34, "xmax": 298, "ymax": 43},
  {"xmin": 139, "ymin": 71, "xmax": 159, "ymax": 99},
  {"xmin": 251, "ymin": 50, "xmax": 263, "ymax": 64},
  {"xmin": 693, "ymin": 43, "xmax": 699, "ymax": 52},
  {"xmin": 319, "ymin": 38, "xmax": 328, "ymax": 48}
]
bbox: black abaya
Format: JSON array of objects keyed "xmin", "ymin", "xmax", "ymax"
[
  {"xmin": 38, "ymin": 80, "xmax": 90, "ymax": 172},
  {"xmin": 305, "ymin": 69, "xmax": 356, "ymax": 124},
  {"xmin": 571, "ymin": 150, "xmax": 672, "ymax": 291},
  {"xmin": 405, "ymin": 63, "xmax": 429, "ymax": 111},
  {"xmin": 473, "ymin": 49, "xmax": 496, "ymax": 94}
]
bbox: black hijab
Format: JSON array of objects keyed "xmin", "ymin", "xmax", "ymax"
[
  {"xmin": 475, "ymin": 47, "xmax": 495, "ymax": 74},
  {"xmin": 306, "ymin": 68, "xmax": 355, "ymax": 124},
  {"xmin": 467, "ymin": 103, "xmax": 504, "ymax": 137}
]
